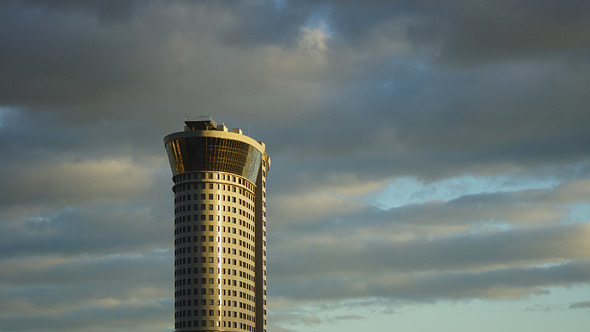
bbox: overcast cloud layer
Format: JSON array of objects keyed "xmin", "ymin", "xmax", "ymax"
[{"xmin": 1, "ymin": 1, "xmax": 590, "ymax": 331}]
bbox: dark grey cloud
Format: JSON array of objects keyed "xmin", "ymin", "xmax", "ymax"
[
  {"xmin": 270, "ymin": 221, "xmax": 590, "ymax": 280},
  {"xmin": 569, "ymin": 300, "xmax": 590, "ymax": 309},
  {"xmin": 2, "ymin": 0, "xmax": 590, "ymax": 184},
  {"xmin": 429, "ymin": 0, "xmax": 590, "ymax": 64},
  {"xmin": 0, "ymin": 251, "xmax": 172, "ymax": 332},
  {"xmin": 268, "ymin": 179, "xmax": 590, "ymax": 304},
  {"xmin": 0, "ymin": 297, "xmax": 170, "ymax": 332},
  {"xmin": 6, "ymin": 0, "xmax": 138, "ymax": 22},
  {"xmin": 265, "ymin": 57, "xmax": 590, "ymax": 188},
  {"xmin": 1, "ymin": 1, "xmax": 590, "ymax": 331},
  {"xmin": 524, "ymin": 304, "xmax": 559, "ymax": 312},
  {"xmin": 271, "ymin": 177, "xmax": 590, "ymax": 233},
  {"xmin": 332, "ymin": 314, "xmax": 364, "ymax": 321},
  {"xmin": 0, "ymin": 251, "xmax": 170, "ymax": 286},
  {"xmin": 275, "ymin": 259, "xmax": 590, "ymax": 301},
  {"xmin": 0, "ymin": 201, "xmax": 171, "ymax": 258}
]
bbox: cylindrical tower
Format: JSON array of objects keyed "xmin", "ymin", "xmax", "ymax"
[{"xmin": 164, "ymin": 116, "xmax": 269, "ymax": 332}]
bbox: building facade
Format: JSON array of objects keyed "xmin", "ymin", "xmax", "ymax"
[{"xmin": 164, "ymin": 116, "xmax": 270, "ymax": 332}]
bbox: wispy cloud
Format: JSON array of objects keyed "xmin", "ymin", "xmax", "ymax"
[{"xmin": 569, "ymin": 301, "xmax": 590, "ymax": 309}]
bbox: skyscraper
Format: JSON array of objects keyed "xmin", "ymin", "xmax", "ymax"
[{"xmin": 164, "ymin": 116, "xmax": 270, "ymax": 332}]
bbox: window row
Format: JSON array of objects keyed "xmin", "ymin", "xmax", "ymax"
[
  {"xmin": 175, "ymin": 192, "xmax": 254, "ymax": 208},
  {"xmin": 175, "ymin": 301, "xmax": 255, "ymax": 316},
  {"xmin": 175, "ymin": 215, "xmax": 253, "ymax": 228},
  {"xmin": 174, "ymin": 171, "xmax": 255, "ymax": 191},
  {"xmin": 173, "ymin": 205, "xmax": 255, "ymax": 220},
  {"xmin": 175, "ymin": 227, "xmax": 254, "ymax": 242},
  {"xmin": 175, "ymin": 226, "xmax": 255, "ymax": 242},
  {"xmin": 175, "ymin": 295, "xmax": 254, "ymax": 309},
  {"xmin": 174, "ymin": 277, "xmax": 255, "ymax": 291},
  {"xmin": 175, "ymin": 310, "xmax": 255, "ymax": 324},
  {"xmin": 175, "ymin": 288, "xmax": 255, "ymax": 301},
  {"xmin": 175, "ymin": 236, "xmax": 254, "ymax": 253},
  {"xmin": 175, "ymin": 318, "xmax": 255, "ymax": 331},
  {"xmin": 175, "ymin": 214, "xmax": 253, "ymax": 226},
  {"xmin": 174, "ymin": 296, "xmax": 255, "ymax": 308},
  {"xmin": 173, "ymin": 182, "xmax": 254, "ymax": 201},
  {"xmin": 175, "ymin": 251, "xmax": 254, "ymax": 265},
  {"xmin": 175, "ymin": 309, "xmax": 255, "ymax": 321},
  {"xmin": 175, "ymin": 257, "xmax": 254, "ymax": 273},
  {"xmin": 174, "ymin": 207, "xmax": 255, "ymax": 222},
  {"xmin": 176, "ymin": 272, "xmax": 254, "ymax": 288},
  {"xmin": 174, "ymin": 235, "xmax": 255, "ymax": 250}
]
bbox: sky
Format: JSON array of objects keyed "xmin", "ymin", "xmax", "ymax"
[{"xmin": 1, "ymin": 0, "xmax": 590, "ymax": 331}]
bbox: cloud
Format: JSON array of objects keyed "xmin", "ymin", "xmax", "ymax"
[
  {"xmin": 525, "ymin": 304, "xmax": 559, "ymax": 312},
  {"xmin": 371, "ymin": 178, "xmax": 590, "ymax": 228},
  {"xmin": 426, "ymin": 1, "xmax": 590, "ymax": 64},
  {"xmin": 275, "ymin": 259, "xmax": 590, "ymax": 301},
  {"xmin": 271, "ymin": 221, "xmax": 590, "ymax": 279},
  {"xmin": 269, "ymin": 178, "xmax": 590, "ymax": 303},
  {"xmin": 1, "ymin": 1, "xmax": 590, "ymax": 331},
  {"xmin": 0, "ymin": 251, "xmax": 172, "ymax": 332},
  {"xmin": 329, "ymin": 314, "xmax": 364, "ymax": 322},
  {"xmin": 2, "ymin": 0, "xmax": 590, "ymax": 185},
  {"xmin": 0, "ymin": 203, "xmax": 172, "ymax": 259},
  {"xmin": 0, "ymin": 158, "xmax": 154, "ymax": 209},
  {"xmin": 569, "ymin": 301, "xmax": 590, "ymax": 309},
  {"xmin": 5, "ymin": 0, "xmax": 138, "ymax": 22},
  {"xmin": 0, "ymin": 299, "xmax": 171, "ymax": 332},
  {"xmin": 0, "ymin": 251, "xmax": 171, "ymax": 287},
  {"xmin": 270, "ymin": 186, "xmax": 371, "ymax": 227}
]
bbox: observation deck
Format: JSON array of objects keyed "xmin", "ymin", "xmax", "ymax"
[{"xmin": 164, "ymin": 116, "xmax": 267, "ymax": 183}]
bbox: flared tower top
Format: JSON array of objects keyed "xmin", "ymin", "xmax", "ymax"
[{"xmin": 163, "ymin": 116, "xmax": 269, "ymax": 183}]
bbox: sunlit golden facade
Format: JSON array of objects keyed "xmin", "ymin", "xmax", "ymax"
[{"xmin": 164, "ymin": 117, "xmax": 269, "ymax": 332}]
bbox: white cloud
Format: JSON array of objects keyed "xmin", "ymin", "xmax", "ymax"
[{"xmin": 367, "ymin": 174, "xmax": 560, "ymax": 210}]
